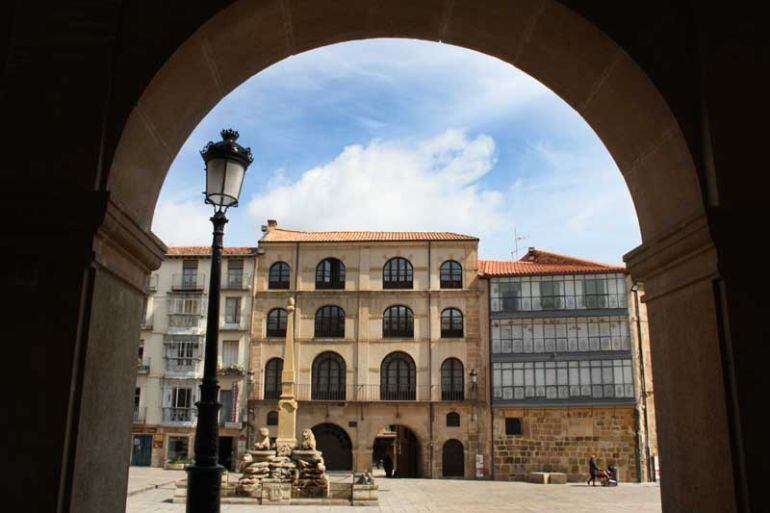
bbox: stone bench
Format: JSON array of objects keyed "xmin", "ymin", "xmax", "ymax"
[
  {"xmin": 526, "ymin": 472, "xmax": 567, "ymax": 484},
  {"xmin": 527, "ymin": 472, "xmax": 549, "ymax": 484},
  {"xmin": 548, "ymin": 472, "xmax": 567, "ymax": 484}
]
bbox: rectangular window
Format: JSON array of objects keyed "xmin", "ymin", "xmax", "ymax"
[
  {"xmin": 539, "ymin": 280, "xmax": 563, "ymax": 310},
  {"xmin": 225, "ymin": 297, "xmax": 241, "ymax": 324},
  {"xmin": 134, "ymin": 387, "xmax": 141, "ymax": 408},
  {"xmin": 222, "ymin": 340, "xmax": 239, "ymax": 366},
  {"xmin": 505, "ymin": 418, "xmax": 522, "ymax": 435},
  {"xmin": 219, "ymin": 389, "xmax": 233, "ymax": 423},
  {"xmin": 168, "ymin": 436, "xmax": 189, "ymax": 461},
  {"xmin": 182, "ymin": 260, "xmax": 198, "ymax": 287},
  {"xmin": 583, "ymin": 278, "xmax": 608, "ymax": 308},
  {"xmin": 172, "ymin": 387, "xmax": 192, "ymax": 408},
  {"xmin": 227, "ymin": 259, "xmax": 244, "ymax": 288}
]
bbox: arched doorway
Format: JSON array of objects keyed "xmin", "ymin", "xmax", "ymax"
[
  {"xmin": 311, "ymin": 423, "xmax": 352, "ymax": 471},
  {"xmin": 372, "ymin": 425, "xmax": 421, "ymax": 478},
  {"xmin": 442, "ymin": 439, "xmax": 465, "ymax": 478}
]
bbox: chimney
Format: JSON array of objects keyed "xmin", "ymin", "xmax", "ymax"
[{"xmin": 267, "ymin": 219, "xmax": 278, "ymax": 229}]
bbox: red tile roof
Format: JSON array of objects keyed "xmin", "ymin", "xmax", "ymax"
[
  {"xmin": 260, "ymin": 227, "xmax": 478, "ymax": 243},
  {"xmin": 166, "ymin": 246, "xmax": 256, "ymax": 256},
  {"xmin": 479, "ymin": 248, "xmax": 625, "ymax": 277}
]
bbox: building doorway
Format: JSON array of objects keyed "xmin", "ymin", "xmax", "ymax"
[
  {"xmin": 442, "ymin": 439, "xmax": 465, "ymax": 478},
  {"xmin": 218, "ymin": 436, "xmax": 234, "ymax": 471},
  {"xmin": 373, "ymin": 425, "xmax": 420, "ymax": 478},
  {"xmin": 130, "ymin": 435, "xmax": 152, "ymax": 466},
  {"xmin": 311, "ymin": 423, "xmax": 352, "ymax": 471}
]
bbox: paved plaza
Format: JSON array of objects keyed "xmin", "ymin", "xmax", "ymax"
[{"xmin": 125, "ymin": 467, "xmax": 661, "ymax": 513}]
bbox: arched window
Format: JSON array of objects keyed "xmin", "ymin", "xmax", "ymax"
[
  {"xmin": 446, "ymin": 412, "xmax": 460, "ymax": 427},
  {"xmin": 268, "ymin": 262, "xmax": 290, "ymax": 289},
  {"xmin": 264, "ymin": 358, "xmax": 283, "ymax": 399},
  {"xmin": 441, "ymin": 308, "xmax": 464, "ymax": 338},
  {"xmin": 441, "ymin": 358, "xmax": 464, "ymax": 400},
  {"xmin": 383, "ymin": 257, "xmax": 413, "ymax": 289},
  {"xmin": 383, "ymin": 305, "xmax": 414, "ymax": 338},
  {"xmin": 315, "ymin": 306, "xmax": 345, "ymax": 338},
  {"xmin": 440, "ymin": 260, "xmax": 462, "ymax": 289},
  {"xmin": 380, "ymin": 351, "xmax": 416, "ymax": 400},
  {"xmin": 266, "ymin": 308, "xmax": 288, "ymax": 337},
  {"xmin": 316, "ymin": 258, "xmax": 345, "ymax": 289},
  {"xmin": 312, "ymin": 352, "xmax": 346, "ymax": 400},
  {"xmin": 266, "ymin": 411, "xmax": 278, "ymax": 426},
  {"xmin": 442, "ymin": 439, "xmax": 465, "ymax": 477}
]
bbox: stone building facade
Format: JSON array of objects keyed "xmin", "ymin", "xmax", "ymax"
[
  {"xmin": 131, "ymin": 247, "xmax": 256, "ymax": 469},
  {"xmin": 247, "ymin": 220, "xmax": 491, "ymax": 479},
  {"xmin": 480, "ymin": 249, "xmax": 657, "ymax": 482}
]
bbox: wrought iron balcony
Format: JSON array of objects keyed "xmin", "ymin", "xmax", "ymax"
[
  {"xmin": 137, "ymin": 358, "xmax": 151, "ymax": 374},
  {"xmin": 222, "ymin": 271, "xmax": 251, "ymax": 290},
  {"xmin": 221, "ymin": 318, "xmax": 246, "ymax": 330},
  {"xmin": 171, "ymin": 273, "xmax": 206, "ymax": 291},
  {"xmin": 141, "ymin": 313, "xmax": 153, "ymax": 330},
  {"xmin": 144, "ymin": 274, "xmax": 159, "ymax": 294},
  {"xmin": 167, "ymin": 314, "xmax": 201, "ymax": 331},
  {"xmin": 162, "ymin": 407, "xmax": 197, "ymax": 424},
  {"xmin": 252, "ymin": 383, "xmax": 473, "ymax": 402},
  {"xmin": 133, "ymin": 406, "xmax": 147, "ymax": 424}
]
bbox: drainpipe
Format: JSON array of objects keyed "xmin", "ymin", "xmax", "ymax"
[
  {"xmin": 487, "ymin": 279, "xmax": 495, "ymax": 481},
  {"xmin": 428, "ymin": 241, "xmax": 434, "ymax": 478},
  {"xmin": 632, "ymin": 283, "xmax": 652, "ymax": 481}
]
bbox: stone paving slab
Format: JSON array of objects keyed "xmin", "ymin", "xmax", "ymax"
[
  {"xmin": 127, "ymin": 467, "xmax": 186, "ymax": 496},
  {"xmin": 126, "ymin": 468, "xmax": 661, "ymax": 513}
]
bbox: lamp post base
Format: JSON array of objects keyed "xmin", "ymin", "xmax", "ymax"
[{"xmin": 186, "ymin": 463, "xmax": 225, "ymax": 513}]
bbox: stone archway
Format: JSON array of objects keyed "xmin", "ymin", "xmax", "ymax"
[
  {"xmin": 311, "ymin": 423, "xmax": 353, "ymax": 471},
  {"xmin": 442, "ymin": 439, "xmax": 465, "ymax": 478},
  {"xmin": 66, "ymin": 1, "xmax": 733, "ymax": 512}
]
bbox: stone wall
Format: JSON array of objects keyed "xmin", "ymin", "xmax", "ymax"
[{"xmin": 493, "ymin": 407, "xmax": 639, "ymax": 482}]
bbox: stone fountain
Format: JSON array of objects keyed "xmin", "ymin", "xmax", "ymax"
[{"xmin": 175, "ymin": 297, "xmax": 376, "ymax": 505}]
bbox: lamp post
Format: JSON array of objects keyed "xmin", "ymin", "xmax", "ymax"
[{"xmin": 187, "ymin": 129, "xmax": 253, "ymax": 513}]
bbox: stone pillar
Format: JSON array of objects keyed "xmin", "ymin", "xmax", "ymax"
[
  {"xmin": 276, "ymin": 297, "xmax": 298, "ymax": 454},
  {"xmin": 625, "ymin": 214, "xmax": 736, "ymax": 512}
]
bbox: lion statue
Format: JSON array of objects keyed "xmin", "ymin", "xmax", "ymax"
[
  {"xmin": 300, "ymin": 428, "xmax": 317, "ymax": 450},
  {"xmin": 253, "ymin": 427, "xmax": 271, "ymax": 450}
]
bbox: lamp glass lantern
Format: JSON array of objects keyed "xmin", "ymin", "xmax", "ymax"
[{"xmin": 201, "ymin": 129, "xmax": 253, "ymax": 209}]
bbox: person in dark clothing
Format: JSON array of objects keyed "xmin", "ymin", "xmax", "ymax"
[
  {"xmin": 383, "ymin": 454, "xmax": 394, "ymax": 478},
  {"xmin": 587, "ymin": 455, "xmax": 600, "ymax": 486}
]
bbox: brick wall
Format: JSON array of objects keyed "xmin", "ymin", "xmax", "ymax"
[{"xmin": 493, "ymin": 407, "xmax": 639, "ymax": 482}]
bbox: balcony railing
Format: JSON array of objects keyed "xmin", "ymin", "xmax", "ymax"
[
  {"xmin": 168, "ymin": 314, "xmax": 201, "ymax": 331},
  {"xmin": 253, "ymin": 383, "xmax": 474, "ymax": 402},
  {"xmin": 144, "ymin": 274, "xmax": 159, "ymax": 293},
  {"xmin": 164, "ymin": 357, "xmax": 201, "ymax": 374},
  {"xmin": 222, "ymin": 272, "xmax": 251, "ymax": 290},
  {"xmin": 137, "ymin": 358, "xmax": 151, "ymax": 374},
  {"xmin": 221, "ymin": 318, "xmax": 246, "ymax": 330},
  {"xmin": 133, "ymin": 406, "xmax": 147, "ymax": 424},
  {"xmin": 171, "ymin": 273, "xmax": 206, "ymax": 291},
  {"xmin": 163, "ymin": 407, "xmax": 197, "ymax": 424},
  {"xmin": 141, "ymin": 313, "xmax": 153, "ymax": 330}
]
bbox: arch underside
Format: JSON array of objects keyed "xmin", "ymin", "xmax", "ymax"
[{"xmin": 105, "ymin": 1, "xmax": 732, "ymax": 512}]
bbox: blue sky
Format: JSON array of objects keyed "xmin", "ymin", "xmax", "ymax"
[{"xmin": 153, "ymin": 39, "xmax": 640, "ymax": 264}]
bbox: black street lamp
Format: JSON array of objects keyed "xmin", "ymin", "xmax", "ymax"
[{"xmin": 187, "ymin": 129, "xmax": 252, "ymax": 513}]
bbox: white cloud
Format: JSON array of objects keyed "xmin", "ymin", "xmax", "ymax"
[
  {"xmin": 247, "ymin": 129, "xmax": 507, "ymax": 239},
  {"xmin": 152, "ymin": 197, "xmax": 213, "ymax": 247}
]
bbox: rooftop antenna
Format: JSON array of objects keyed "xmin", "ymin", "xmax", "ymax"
[{"xmin": 511, "ymin": 228, "xmax": 527, "ymax": 260}]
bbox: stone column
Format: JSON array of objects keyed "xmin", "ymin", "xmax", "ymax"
[
  {"xmin": 276, "ymin": 297, "xmax": 298, "ymax": 455},
  {"xmin": 625, "ymin": 214, "xmax": 736, "ymax": 512}
]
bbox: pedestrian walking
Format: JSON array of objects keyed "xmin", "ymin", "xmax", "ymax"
[{"xmin": 587, "ymin": 455, "xmax": 599, "ymax": 486}]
